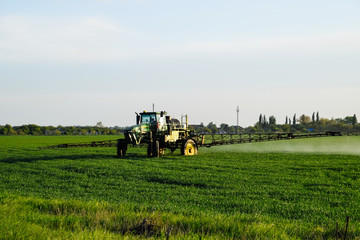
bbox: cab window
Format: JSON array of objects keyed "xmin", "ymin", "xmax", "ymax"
[{"xmin": 141, "ymin": 114, "xmax": 156, "ymax": 124}]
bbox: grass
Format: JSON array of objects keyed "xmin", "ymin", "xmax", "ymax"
[{"xmin": 0, "ymin": 136, "xmax": 360, "ymax": 239}]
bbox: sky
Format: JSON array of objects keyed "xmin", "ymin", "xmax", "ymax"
[{"xmin": 1, "ymin": 0, "xmax": 360, "ymax": 127}]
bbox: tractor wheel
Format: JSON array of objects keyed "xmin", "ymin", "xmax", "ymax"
[
  {"xmin": 147, "ymin": 143, "xmax": 153, "ymax": 157},
  {"xmin": 181, "ymin": 139, "xmax": 197, "ymax": 156},
  {"xmin": 117, "ymin": 140, "xmax": 127, "ymax": 158},
  {"xmin": 152, "ymin": 140, "xmax": 160, "ymax": 157}
]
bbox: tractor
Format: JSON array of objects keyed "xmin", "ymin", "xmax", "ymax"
[{"xmin": 117, "ymin": 111, "xmax": 198, "ymax": 157}]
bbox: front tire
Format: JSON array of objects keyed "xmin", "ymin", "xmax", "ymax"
[{"xmin": 181, "ymin": 139, "xmax": 197, "ymax": 156}]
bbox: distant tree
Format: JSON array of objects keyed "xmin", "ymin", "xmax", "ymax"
[
  {"xmin": 282, "ymin": 124, "xmax": 290, "ymax": 132},
  {"xmin": 110, "ymin": 129, "xmax": 118, "ymax": 135},
  {"xmin": 316, "ymin": 111, "xmax": 320, "ymax": 122},
  {"xmin": 54, "ymin": 130, "xmax": 62, "ymax": 136},
  {"xmin": 1, "ymin": 125, "xmax": 9, "ymax": 135},
  {"xmin": 207, "ymin": 122, "xmax": 218, "ymax": 134},
  {"xmin": 353, "ymin": 114, "xmax": 357, "ymax": 125},
  {"xmin": 293, "ymin": 114, "xmax": 296, "ymax": 125},
  {"xmin": 263, "ymin": 115, "xmax": 267, "ymax": 129},
  {"xmin": 20, "ymin": 125, "xmax": 30, "ymax": 134},
  {"xmin": 220, "ymin": 123, "xmax": 229, "ymax": 133},
  {"xmin": 259, "ymin": 114, "xmax": 262, "ymax": 129},
  {"xmin": 4, "ymin": 124, "xmax": 16, "ymax": 135},
  {"xmin": 247, "ymin": 126, "xmax": 257, "ymax": 133},
  {"xmin": 17, "ymin": 129, "xmax": 26, "ymax": 135},
  {"xmin": 334, "ymin": 118, "xmax": 344, "ymax": 124},
  {"xmin": 228, "ymin": 126, "xmax": 235, "ymax": 134},
  {"xmin": 28, "ymin": 124, "xmax": 42, "ymax": 135},
  {"xmin": 285, "ymin": 116, "xmax": 288, "ymax": 125},
  {"xmin": 202, "ymin": 127, "xmax": 212, "ymax": 134},
  {"xmin": 344, "ymin": 116, "xmax": 354, "ymax": 125},
  {"xmin": 66, "ymin": 126, "xmax": 76, "ymax": 135},
  {"xmin": 42, "ymin": 126, "xmax": 50, "ymax": 135},
  {"xmin": 269, "ymin": 116, "xmax": 276, "ymax": 125},
  {"xmin": 299, "ymin": 114, "xmax": 311, "ymax": 124},
  {"xmin": 312, "ymin": 112, "xmax": 315, "ymax": 122},
  {"xmin": 80, "ymin": 129, "xmax": 88, "ymax": 135},
  {"xmin": 319, "ymin": 118, "xmax": 330, "ymax": 125}
]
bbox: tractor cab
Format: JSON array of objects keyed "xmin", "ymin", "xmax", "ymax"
[
  {"xmin": 136, "ymin": 111, "xmax": 168, "ymax": 133},
  {"xmin": 140, "ymin": 113, "xmax": 156, "ymax": 124}
]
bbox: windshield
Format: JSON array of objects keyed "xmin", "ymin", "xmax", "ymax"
[{"xmin": 141, "ymin": 114, "xmax": 156, "ymax": 124}]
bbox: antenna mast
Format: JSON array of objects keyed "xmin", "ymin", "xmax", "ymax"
[{"xmin": 236, "ymin": 106, "xmax": 239, "ymax": 134}]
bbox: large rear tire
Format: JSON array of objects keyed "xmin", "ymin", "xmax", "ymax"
[
  {"xmin": 152, "ymin": 140, "xmax": 160, "ymax": 157},
  {"xmin": 181, "ymin": 139, "xmax": 197, "ymax": 156},
  {"xmin": 147, "ymin": 143, "xmax": 153, "ymax": 157}
]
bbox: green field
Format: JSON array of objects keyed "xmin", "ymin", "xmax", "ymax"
[{"xmin": 1, "ymin": 136, "xmax": 360, "ymax": 239}]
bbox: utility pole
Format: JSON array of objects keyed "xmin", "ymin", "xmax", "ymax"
[{"xmin": 236, "ymin": 105, "xmax": 239, "ymax": 134}]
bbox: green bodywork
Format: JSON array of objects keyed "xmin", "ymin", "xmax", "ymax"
[{"xmin": 124, "ymin": 112, "xmax": 170, "ymax": 145}]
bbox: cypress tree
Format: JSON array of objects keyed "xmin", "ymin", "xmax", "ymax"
[
  {"xmin": 263, "ymin": 115, "xmax": 267, "ymax": 128},
  {"xmin": 312, "ymin": 112, "xmax": 315, "ymax": 122},
  {"xmin": 316, "ymin": 111, "xmax": 320, "ymax": 122},
  {"xmin": 353, "ymin": 114, "xmax": 357, "ymax": 125},
  {"xmin": 259, "ymin": 114, "xmax": 262, "ymax": 129},
  {"xmin": 269, "ymin": 116, "xmax": 276, "ymax": 125},
  {"xmin": 293, "ymin": 114, "xmax": 296, "ymax": 125}
]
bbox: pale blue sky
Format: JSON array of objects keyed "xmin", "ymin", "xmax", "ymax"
[{"xmin": 1, "ymin": 0, "xmax": 360, "ymax": 127}]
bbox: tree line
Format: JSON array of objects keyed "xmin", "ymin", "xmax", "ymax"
[
  {"xmin": 1, "ymin": 113, "xmax": 359, "ymax": 136},
  {"xmin": 190, "ymin": 113, "xmax": 360, "ymax": 134},
  {"xmin": 250, "ymin": 112, "xmax": 359, "ymax": 133},
  {"xmin": 0, "ymin": 123, "xmax": 123, "ymax": 136}
]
